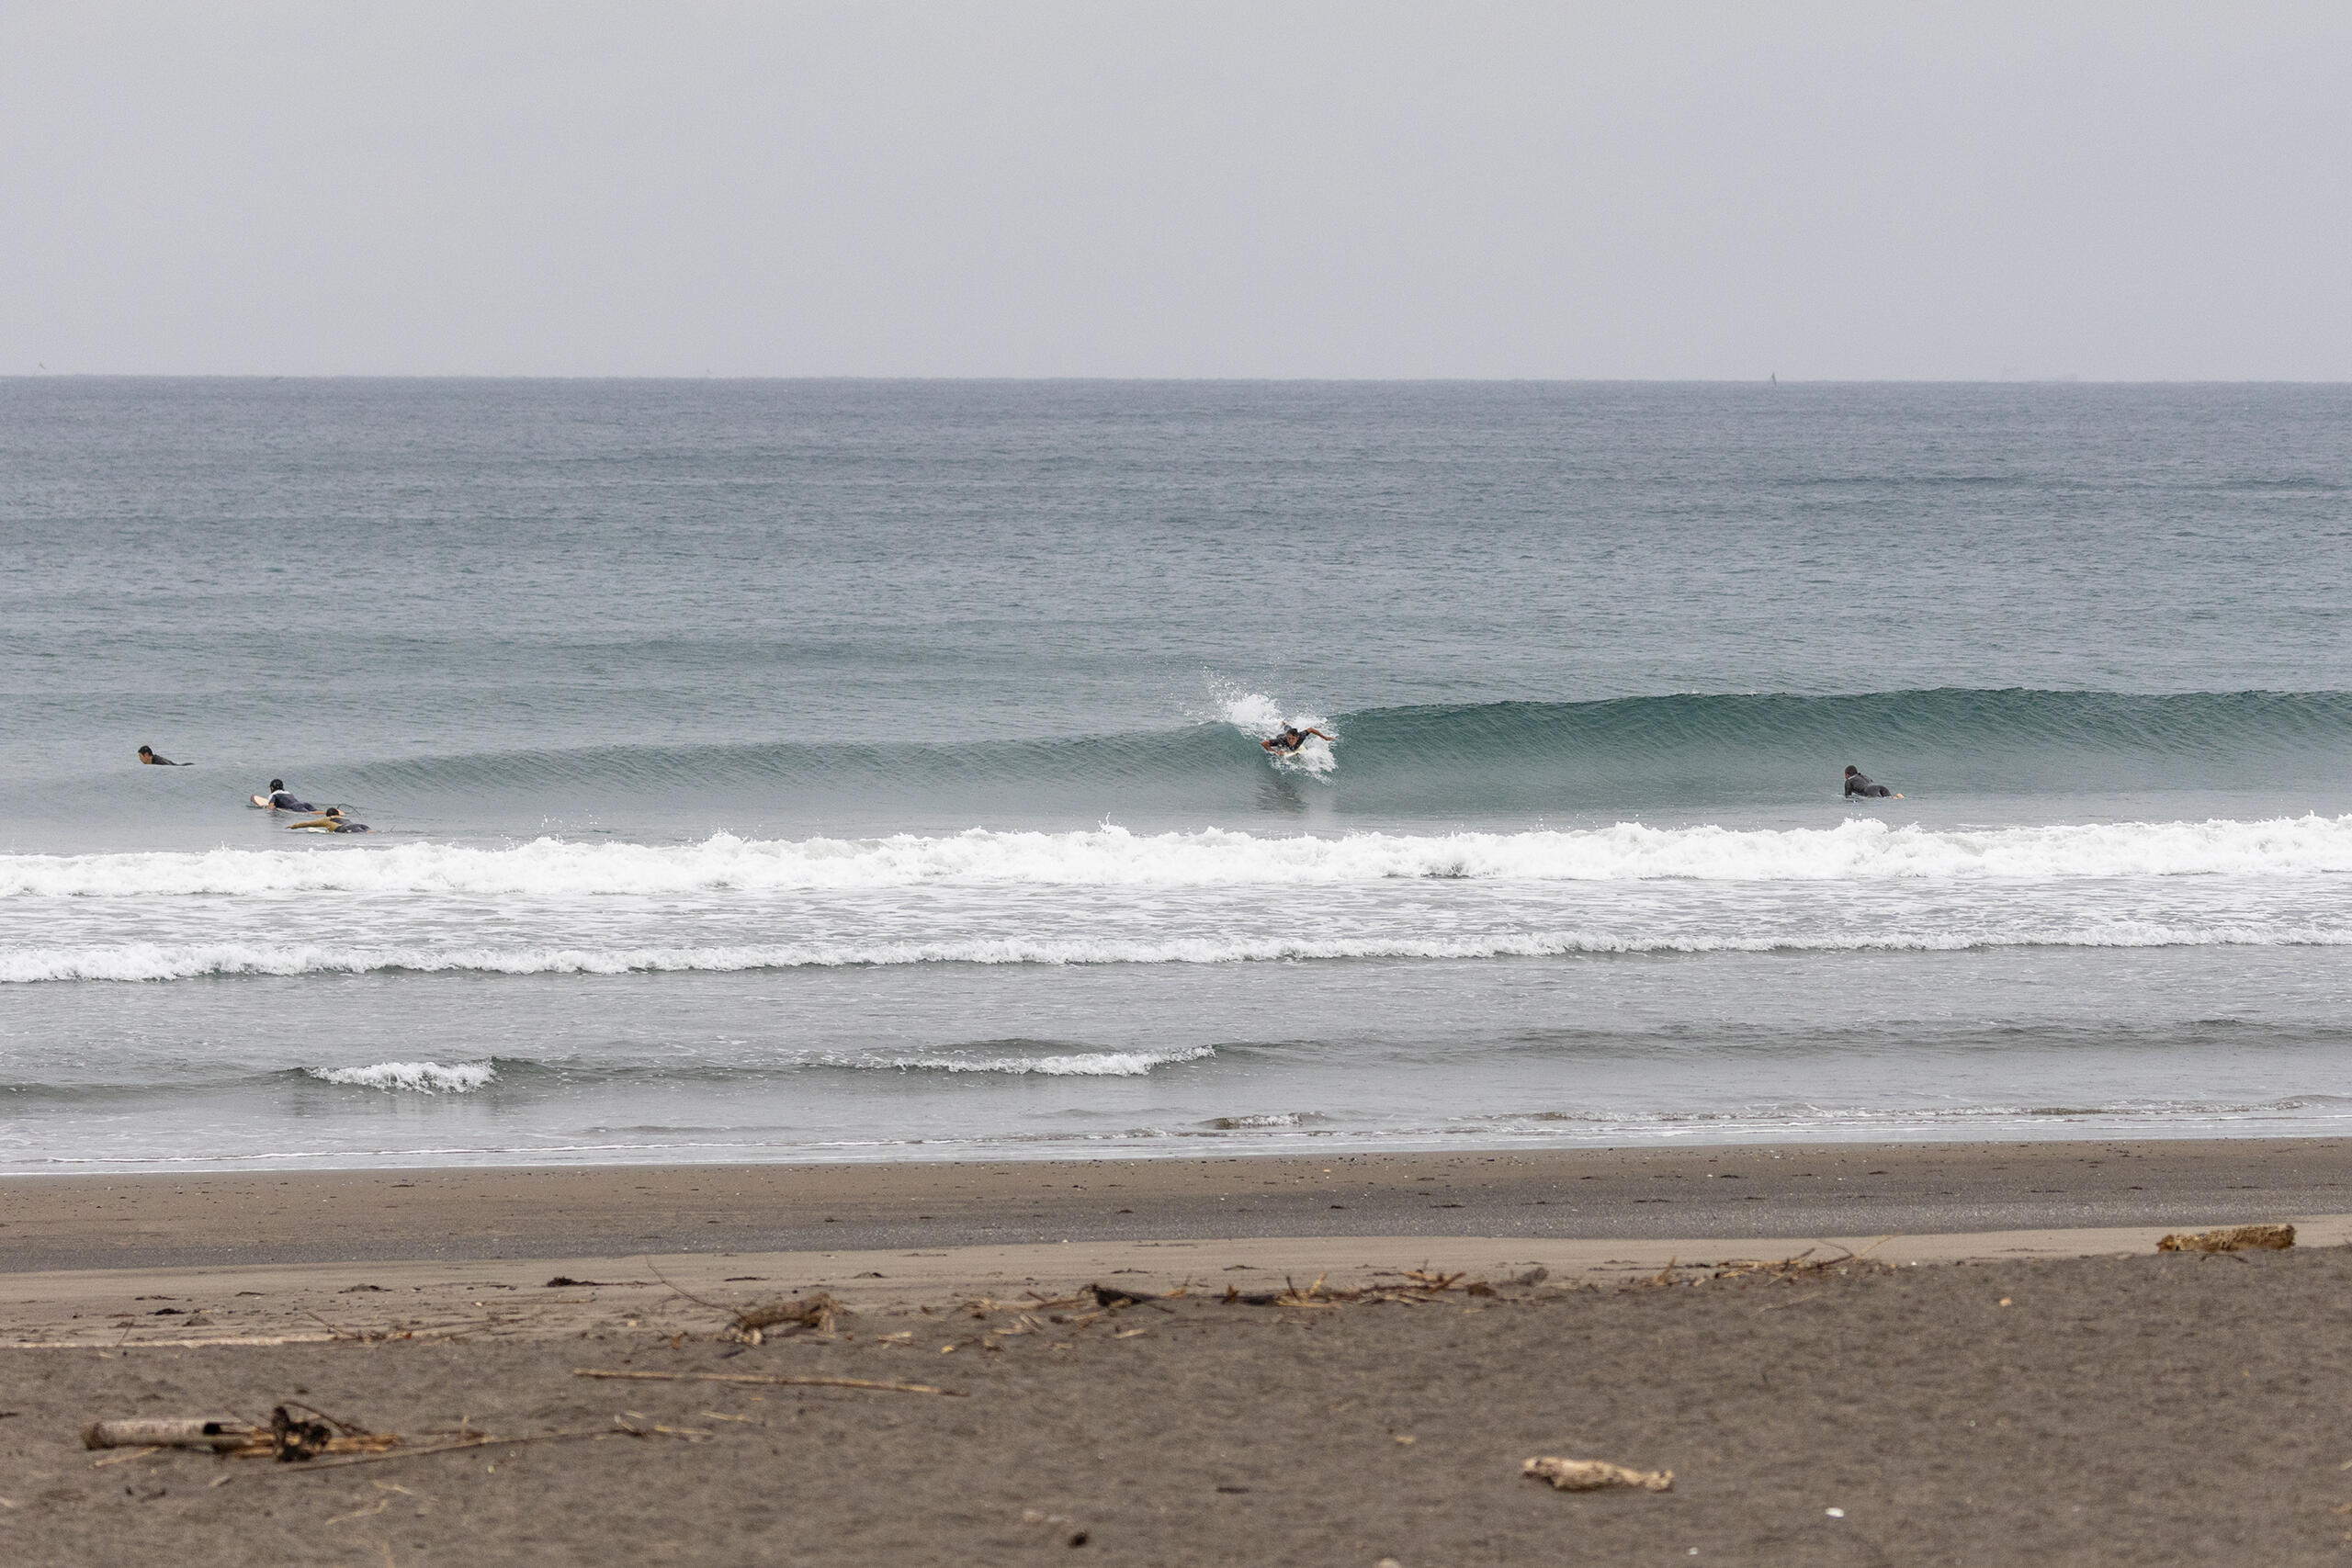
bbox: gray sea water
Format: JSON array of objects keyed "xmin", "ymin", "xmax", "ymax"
[{"xmin": 4, "ymin": 378, "xmax": 2349, "ymax": 1172}]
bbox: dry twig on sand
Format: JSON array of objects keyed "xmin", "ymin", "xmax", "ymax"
[
  {"xmin": 648, "ymin": 1261, "xmax": 853, "ymax": 1343},
  {"xmin": 1706, "ymin": 1240, "xmax": 1894, "ymax": 1285},
  {"xmin": 1522, "ymin": 1456, "xmax": 1674, "ymax": 1493},
  {"xmin": 259, "ymin": 1420, "xmax": 707, "ymax": 1476},
  {"xmin": 573, "ymin": 1368, "xmax": 961, "ymax": 1396},
  {"xmin": 2157, "ymin": 1224, "xmax": 2294, "ymax": 1254}
]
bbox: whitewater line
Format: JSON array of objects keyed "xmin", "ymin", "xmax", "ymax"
[{"xmin": 5, "ymin": 816, "xmax": 2352, "ymax": 898}]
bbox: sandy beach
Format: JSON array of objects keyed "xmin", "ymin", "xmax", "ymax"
[{"xmin": 6, "ymin": 1139, "xmax": 2349, "ymax": 1565}]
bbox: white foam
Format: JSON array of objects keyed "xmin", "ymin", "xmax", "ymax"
[
  {"xmin": 10, "ymin": 815, "xmax": 2351, "ymax": 900},
  {"xmin": 1217, "ymin": 689, "xmax": 1289, "ymax": 734},
  {"xmin": 873, "ymin": 1045, "xmax": 1212, "ymax": 1076},
  {"xmin": 7, "ymin": 921, "xmax": 2350, "ymax": 983},
  {"xmin": 305, "ymin": 1060, "xmax": 498, "ymax": 1094}
]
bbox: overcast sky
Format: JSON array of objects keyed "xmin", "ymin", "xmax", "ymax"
[{"xmin": 4, "ymin": 2, "xmax": 2346, "ymax": 378}]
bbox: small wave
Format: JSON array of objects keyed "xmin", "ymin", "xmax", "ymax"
[
  {"xmin": 303, "ymin": 1060, "xmax": 498, "ymax": 1094},
  {"xmin": 1200, "ymin": 1111, "xmax": 1328, "ymax": 1129},
  {"xmin": 10, "ymin": 920, "xmax": 2352, "ymax": 983},
  {"xmin": 860, "ymin": 1044, "xmax": 1214, "ymax": 1076}
]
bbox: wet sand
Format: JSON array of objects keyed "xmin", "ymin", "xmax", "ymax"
[
  {"xmin": 4, "ymin": 1139, "xmax": 2349, "ymax": 1565},
  {"xmin": 6, "ymin": 1136, "xmax": 2348, "ymax": 1271}
]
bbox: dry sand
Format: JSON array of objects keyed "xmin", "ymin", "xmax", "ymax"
[{"xmin": 5, "ymin": 1140, "xmax": 2349, "ymax": 1565}]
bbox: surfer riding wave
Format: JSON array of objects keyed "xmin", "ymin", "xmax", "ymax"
[{"xmin": 1261, "ymin": 725, "xmax": 1335, "ymax": 757}]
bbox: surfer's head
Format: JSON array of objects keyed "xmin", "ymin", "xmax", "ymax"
[
  {"xmin": 1844, "ymin": 765, "xmax": 1859, "ymax": 777},
  {"xmin": 138, "ymin": 746, "xmax": 154, "ymax": 760},
  {"xmin": 270, "ymin": 779, "xmax": 285, "ymax": 791}
]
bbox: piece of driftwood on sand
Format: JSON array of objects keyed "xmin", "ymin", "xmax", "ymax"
[
  {"xmin": 2157, "ymin": 1224, "xmax": 2294, "ymax": 1253},
  {"xmin": 1522, "ymin": 1456, "xmax": 1676, "ymax": 1493}
]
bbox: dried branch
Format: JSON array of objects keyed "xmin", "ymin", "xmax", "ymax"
[{"xmin": 572, "ymin": 1368, "xmax": 960, "ymax": 1396}]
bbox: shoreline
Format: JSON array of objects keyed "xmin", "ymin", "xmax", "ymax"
[{"xmin": 5, "ymin": 1135, "xmax": 2343, "ymax": 1273}]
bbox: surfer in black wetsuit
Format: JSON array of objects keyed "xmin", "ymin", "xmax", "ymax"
[
  {"xmin": 1843, "ymin": 764, "xmax": 1897, "ymax": 798},
  {"xmin": 260, "ymin": 778, "xmax": 317, "ymax": 811},
  {"xmin": 1262, "ymin": 726, "xmax": 1335, "ymax": 755},
  {"xmin": 137, "ymin": 746, "xmax": 186, "ymax": 766}
]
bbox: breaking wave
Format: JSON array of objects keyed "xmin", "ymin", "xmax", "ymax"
[
  {"xmin": 304, "ymin": 1060, "xmax": 498, "ymax": 1094},
  {"xmin": 6, "ymin": 815, "xmax": 2352, "ymax": 899}
]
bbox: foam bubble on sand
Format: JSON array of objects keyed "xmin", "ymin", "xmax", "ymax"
[{"xmin": 305, "ymin": 1060, "xmax": 498, "ymax": 1094}]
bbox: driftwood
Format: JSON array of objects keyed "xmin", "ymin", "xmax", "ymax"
[
  {"xmin": 729, "ymin": 1292, "xmax": 850, "ymax": 1342},
  {"xmin": 85, "ymin": 1406, "xmax": 400, "ymax": 1462},
  {"xmin": 1522, "ymin": 1456, "xmax": 1675, "ymax": 1493},
  {"xmin": 2158, "ymin": 1224, "xmax": 2294, "ymax": 1254},
  {"xmin": 84, "ymin": 1419, "xmax": 252, "ymax": 1452}
]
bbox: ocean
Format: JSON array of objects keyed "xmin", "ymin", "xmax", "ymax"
[{"xmin": 4, "ymin": 378, "xmax": 2349, "ymax": 1172}]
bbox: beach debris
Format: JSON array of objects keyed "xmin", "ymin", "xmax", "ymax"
[
  {"xmin": 727, "ymin": 1292, "xmax": 851, "ymax": 1343},
  {"xmin": 2158, "ymin": 1224, "xmax": 2294, "ymax": 1254},
  {"xmin": 643, "ymin": 1259, "xmax": 854, "ymax": 1342},
  {"xmin": 1210, "ymin": 1268, "xmax": 1514, "ymax": 1309},
  {"xmin": 1089, "ymin": 1282, "xmax": 1159, "ymax": 1308},
  {"xmin": 574, "ymin": 1367, "xmax": 962, "ymax": 1396},
  {"xmin": 1522, "ymin": 1456, "xmax": 1674, "ymax": 1493},
  {"xmin": 1707, "ymin": 1241, "xmax": 1893, "ymax": 1285},
  {"xmin": 85, "ymin": 1404, "xmax": 401, "ymax": 1462}
]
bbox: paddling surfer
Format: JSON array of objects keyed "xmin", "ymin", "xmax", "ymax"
[
  {"xmin": 136, "ymin": 745, "xmax": 187, "ymax": 766},
  {"xmin": 1843, "ymin": 764, "xmax": 1901, "ymax": 799},
  {"xmin": 258, "ymin": 778, "xmax": 317, "ymax": 811},
  {"xmin": 289, "ymin": 807, "xmax": 369, "ymax": 834}
]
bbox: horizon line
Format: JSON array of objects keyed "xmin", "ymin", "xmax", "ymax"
[{"xmin": 5, "ymin": 373, "xmax": 2349, "ymax": 387}]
